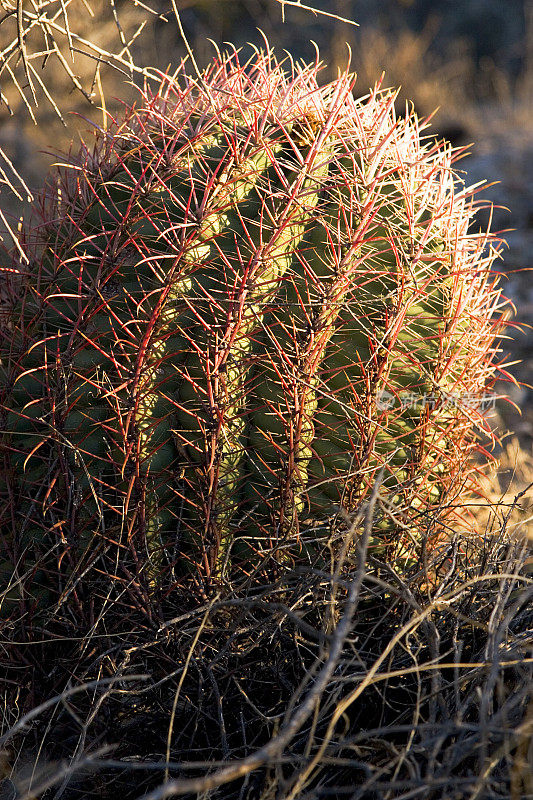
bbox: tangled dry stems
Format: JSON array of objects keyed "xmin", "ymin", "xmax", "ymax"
[{"xmin": 0, "ymin": 488, "xmax": 531, "ymax": 800}]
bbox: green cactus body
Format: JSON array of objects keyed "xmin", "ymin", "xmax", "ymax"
[
  {"xmin": 0, "ymin": 50, "xmax": 506, "ymax": 602},
  {"xmin": 135, "ymin": 141, "xmax": 285, "ymax": 579}
]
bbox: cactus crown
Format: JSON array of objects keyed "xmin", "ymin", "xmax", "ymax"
[{"xmin": 1, "ymin": 45, "xmax": 507, "ymax": 600}]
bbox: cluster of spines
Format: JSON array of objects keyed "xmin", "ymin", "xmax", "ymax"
[{"xmin": 0, "ymin": 46, "xmax": 508, "ymax": 606}]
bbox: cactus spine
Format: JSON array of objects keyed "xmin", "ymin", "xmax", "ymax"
[{"xmin": 0, "ymin": 48, "xmax": 507, "ymax": 600}]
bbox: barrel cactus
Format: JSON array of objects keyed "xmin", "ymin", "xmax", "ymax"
[{"xmin": 0, "ymin": 48, "xmax": 507, "ymax": 601}]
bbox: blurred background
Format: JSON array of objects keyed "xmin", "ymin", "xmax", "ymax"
[{"xmin": 1, "ymin": 0, "xmax": 532, "ymax": 513}]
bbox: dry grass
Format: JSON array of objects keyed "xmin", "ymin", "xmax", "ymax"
[
  {"xmin": 475, "ymin": 437, "xmax": 533, "ymax": 542},
  {"xmin": 0, "ymin": 498, "xmax": 531, "ymax": 800}
]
